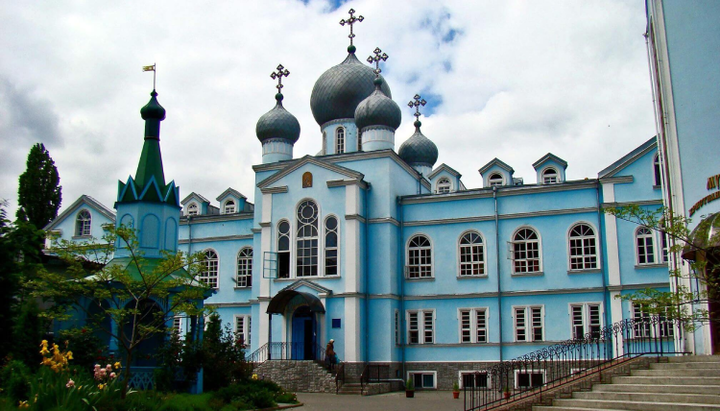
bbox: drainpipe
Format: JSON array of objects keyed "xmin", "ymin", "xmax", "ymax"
[
  {"xmin": 493, "ymin": 186, "xmax": 503, "ymax": 362},
  {"xmin": 363, "ymin": 183, "xmax": 372, "ymax": 365}
]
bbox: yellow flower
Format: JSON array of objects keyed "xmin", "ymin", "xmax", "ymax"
[
  {"xmin": 18, "ymin": 400, "xmax": 29, "ymax": 409},
  {"xmin": 113, "ymin": 362, "xmax": 121, "ymax": 369},
  {"xmin": 66, "ymin": 351, "xmax": 73, "ymax": 360},
  {"xmin": 98, "ymin": 383, "xmax": 106, "ymax": 390}
]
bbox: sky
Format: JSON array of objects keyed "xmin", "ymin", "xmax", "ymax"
[{"xmin": 0, "ymin": 0, "xmax": 656, "ymax": 219}]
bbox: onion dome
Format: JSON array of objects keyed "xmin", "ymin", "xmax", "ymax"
[
  {"xmin": 256, "ymin": 93, "xmax": 301, "ymax": 144},
  {"xmin": 398, "ymin": 121, "xmax": 438, "ymax": 167},
  {"xmin": 140, "ymin": 90, "xmax": 166, "ymax": 121},
  {"xmin": 310, "ymin": 47, "xmax": 392, "ymax": 126},
  {"xmin": 354, "ymin": 78, "xmax": 401, "ymax": 130}
]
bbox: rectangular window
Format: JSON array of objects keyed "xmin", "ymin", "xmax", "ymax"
[
  {"xmin": 408, "ymin": 372, "xmax": 436, "ymax": 389},
  {"xmin": 633, "ymin": 303, "xmax": 674, "ymax": 338},
  {"xmin": 460, "ymin": 372, "xmax": 489, "ymax": 389},
  {"xmin": 395, "ymin": 310, "xmax": 400, "ymax": 346},
  {"xmin": 514, "ymin": 306, "xmax": 543, "ymax": 342},
  {"xmin": 234, "ymin": 315, "xmax": 251, "ymax": 347},
  {"xmin": 459, "ymin": 308, "xmax": 488, "ymax": 343},
  {"xmin": 515, "ymin": 371, "xmax": 544, "ymax": 389},
  {"xmin": 407, "ymin": 309, "xmax": 435, "ymax": 345},
  {"xmin": 570, "ymin": 303, "xmax": 601, "ymax": 339}
]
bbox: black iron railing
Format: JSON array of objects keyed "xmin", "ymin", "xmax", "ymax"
[
  {"xmin": 335, "ymin": 362, "xmax": 345, "ymax": 393},
  {"xmin": 246, "ymin": 342, "xmax": 327, "ymax": 364},
  {"xmin": 360, "ymin": 363, "xmax": 390, "ymax": 394},
  {"xmin": 464, "ymin": 316, "xmax": 686, "ymax": 411}
]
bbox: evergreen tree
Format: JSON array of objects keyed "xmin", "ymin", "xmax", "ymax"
[
  {"xmin": 0, "ymin": 205, "xmax": 21, "ymax": 359},
  {"xmin": 16, "ymin": 143, "xmax": 62, "ymax": 229}
]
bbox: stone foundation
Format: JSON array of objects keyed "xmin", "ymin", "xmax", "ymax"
[{"xmin": 254, "ymin": 360, "xmax": 336, "ymax": 393}]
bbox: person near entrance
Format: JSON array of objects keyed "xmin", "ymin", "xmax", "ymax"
[{"xmin": 326, "ymin": 339, "xmax": 337, "ymax": 370}]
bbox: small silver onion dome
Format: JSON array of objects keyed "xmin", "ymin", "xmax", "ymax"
[
  {"xmin": 354, "ymin": 78, "xmax": 401, "ymax": 131},
  {"xmin": 256, "ymin": 93, "xmax": 300, "ymax": 144},
  {"xmin": 398, "ymin": 121, "xmax": 438, "ymax": 167},
  {"xmin": 310, "ymin": 49, "xmax": 392, "ymax": 126}
]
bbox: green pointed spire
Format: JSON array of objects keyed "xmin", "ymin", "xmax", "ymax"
[{"xmin": 135, "ymin": 90, "xmax": 166, "ymax": 189}]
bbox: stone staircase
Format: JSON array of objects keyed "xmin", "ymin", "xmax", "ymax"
[
  {"xmin": 254, "ymin": 360, "xmax": 337, "ymax": 393},
  {"xmin": 534, "ymin": 355, "xmax": 720, "ymax": 411},
  {"xmin": 336, "ymin": 381, "xmax": 393, "ymax": 395}
]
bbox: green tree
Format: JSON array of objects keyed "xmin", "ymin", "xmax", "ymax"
[
  {"xmin": 32, "ymin": 225, "xmax": 210, "ymax": 397},
  {"xmin": 0, "ymin": 204, "xmax": 21, "ymax": 360},
  {"xmin": 16, "ymin": 143, "xmax": 62, "ymax": 230}
]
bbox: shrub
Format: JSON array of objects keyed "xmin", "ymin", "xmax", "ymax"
[
  {"xmin": 201, "ymin": 315, "xmax": 250, "ymax": 392},
  {"xmin": 58, "ymin": 327, "xmax": 106, "ymax": 374},
  {"xmin": 0, "ymin": 360, "xmax": 31, "ymax": 402}
]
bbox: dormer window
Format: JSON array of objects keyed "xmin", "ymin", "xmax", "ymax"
[
  {"xmin": 336, "ymin": 127, "xmax": 345, "ymax": 154},
  {"xmin": 75, "ymin": 210, "xmax": 91, "ymax": 236},
  {"xmin": 187, "ymin": 203, "xmax": 199, "ymax": 216},
  {"xmin": 489, "ymin": 173, "xmax": 503, "ymax": 187},
  {"xmin": 223, "ymin": 200, "xmax": 236, "ymax": 214},
  {"xmin": 542, "ymin": 168, "xmax": 558, "ymax": 184},
  {"xmin": 436, "ymin": 178, "xmax": 451, "ymax": 194}
]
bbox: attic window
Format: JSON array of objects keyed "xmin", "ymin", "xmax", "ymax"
[
  {"xmin": 187, "ymin": 203, "xmax": 199, "ymax": 216},
  {"xmin": 542, "ymin": 168, "xmax": 558, "ymax": 184},
  {"xmin": 436, "ymin": 178, "xmax": 451, "ymax": 194},
  {"xmin": 75, "ymin": 210, "xmax": 92, "ymax": 236},
  {"xmin": 489, "ymin": 173, "xmax": 503, "ymax": 187},
  {"xmin": 223, "ymin": 200, "xmax": 236, "ymax": 214}
]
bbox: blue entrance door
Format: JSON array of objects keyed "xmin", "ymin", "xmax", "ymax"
[{"xmin": 291, "ymin": 306, "xmax": 316, "ymax": 360}]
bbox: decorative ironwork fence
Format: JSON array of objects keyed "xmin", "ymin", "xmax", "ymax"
[
  {"xmin": 464, "ymin": 315, "xmax": 685, "ymax": 411},
  {"xmin": 246, "ymin": 342, "xmax": 329, "ymax": 365}
]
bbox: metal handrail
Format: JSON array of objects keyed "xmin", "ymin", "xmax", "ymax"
[
  {"xmin": 464, "ymin": 316, "xmax": 686, "ymax": 411},
  {"xmin": 360, "ymin": 363, "xmax": 390, "ymax": 393},
  {"xmin": 335, "ymin": 362, "xmax": 345, "ymax": 394},
  {"xmin": 246, "ymin": 341, "xmax": 326, "ymax": 364}
]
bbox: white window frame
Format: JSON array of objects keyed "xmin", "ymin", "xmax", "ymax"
[
  {"xmin": 187, "ymin": 202, "xmax": 199, "ymax": 216},
  {"xmin": 542, "ymin": 167, "xmax": 559, "ymax": 184},
  {"xmin": 324, "ymin": 215, "xmax": 339, "ymax": 276},
  {"xmin": 234, "ymin": 314, "xmax": 251, "ymax": 347},
  {"xmin": 277, "ymin": 219, "xmax": 292, "ymax": 279},
  {"xmin": 635, "ymin": 227, "xmax": 656, "ymax": 265},
  {"xmin": 632, "ymin": 302, "xmax": 674, "ymax": 339},
  {"xmin": 459, "ymin": 371, "xmax": 491, "ymax": 390},
  {"xmin": 569, "ymin": 302, "xmax": 602, "ymax": 340},
  {"xmin": 510, "ymin": 227, "xmax": 542, "ymax": 275},
  {"xmin": 513, "ymin": 305, "xmax": 543, "ymax": 342},
  {"xmin": 458, "ymin": 231, "xmax": 486, "ymax": 277},
  {"xmin": 407, "ymin": 371, "xmax": 437, "ymax": 390},
  {"xmin": 336, "ymin": 127, "xmax": 345, "ymax": 154},
  {"xmin": 653, "ymin": 154, "xmax": 661, "ymax": 187},
  {"xmin": 75, "ymin": 209, "xmax": 92, "ymax": 236},
  {"xmin": 488, "ymin": 173, "xmax": 504, "ymax": 187},
  {"xmin": 514, "ymin": 369, "xmax": 545, "ymax": 389},
  {"xmin": 201, "ymin": 249, "xmax": 219, "ymax": 289},
  {"xmin": 407, "ymin": 309, "xmax": 435, "ymax": 345},
  {"xmin": 296, "ymin": 199, "xmax": 319, "ymax": 277},
  {"xmin": 436, "ymin": 177, "xmax": 452, "ymax": 194},
  {"xmin": 406, "ymin": 234, "xmax": 433, "ymax": 279},
  {"xmin": 236, "ymin": 247, "xmax": 253, "ymax": 288},
  {"xmin": 458, "ymin": 308, "xmax": 488, "ymax": 344},
  {"xmin": 173, "ymin": 315, "xmax": 184, "ymax": 339},
  {"xmin": 567, "ymin": 223, "xmax": 599, "ymax": 271},
  {"xmin": 223, "ymin": 199, "xmax": 236, "ymax": 214}
]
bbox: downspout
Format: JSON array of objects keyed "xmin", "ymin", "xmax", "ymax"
[
  {"xmin": 493, "ymin": 186, "xmax": 503, "ymax": 362},
  {"xmin": 363, "ymin": 183, "xmax": 371, "ymax": 365},
  {"xmin": 595, "ymin": 182, "xmax": 610, "ymax": 331}
]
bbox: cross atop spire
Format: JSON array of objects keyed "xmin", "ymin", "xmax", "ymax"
[
  {"xmin": 408, "ymin": 94, "xmax": 427, "ymax": 121},
  {"xmin": 270, "ymin": 64, "xmax": 290, "ymax": 94},
  {"xmin": 366, "ymin": 47, "xmax": 388, "ymax": 77},
  {"xmin": 340, "ymin": 8, "xmax": 364, "ymax": 47}
]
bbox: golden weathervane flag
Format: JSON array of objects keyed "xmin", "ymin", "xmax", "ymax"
[{"xmin": 142, "ymin": 64, "xmax": 155, "ymax": 72}]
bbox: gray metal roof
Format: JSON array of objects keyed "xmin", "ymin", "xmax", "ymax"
[
  {"xmin": 310, "ymin": 52, "xmax": 391, "ymax": 126},
  {"xmin": 398, "ymin": 126, "xmax": 438, "ymax": 167},
  {"xmin": 256, "ymin": 101, "xmax": 301, "ymax": 144},
  {"xmin": 354, "ymin": 86, "xmax": 401, "ymax": 131}
]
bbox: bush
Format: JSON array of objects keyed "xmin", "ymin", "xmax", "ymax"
[
  {"xmin": 0, "ymin": 360, "xmax": 31, "ymax": 402},
  {"xmin": 202, "ymin": 315, "xmax": 251, "ymax": 392},
  {"xmin": 58, "ymin": 327, "xmax": 106, "ymax": 374}
]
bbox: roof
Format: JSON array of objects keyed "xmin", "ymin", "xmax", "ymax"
[
  {"xmin": 428, "ymin": 163, "xmax": 462, "ymax": 180},
  {"xmin": 598, "ymin": 136, "xmax": 657, "ymax": 179},
  {"xmin": 44, "ymin": 195, "xmax": 116, "ymax": 231},
  {"xmin": 532, "ymin": 153, "xmax": 568, "ymax": 170},
  {"xmin": 478, "ymin": 158, "xmax": 514, "ymax": 175},
  {"xmin": 216, "ymin": 188, "xmax": 246, "ymax": 202},
  {"xmin": 181, "ymin": 192, "xmax": 210, "ymax": 205},
  {"xmin": 257, "ymin": 155, "xmax": 364, "ymax": 189}
]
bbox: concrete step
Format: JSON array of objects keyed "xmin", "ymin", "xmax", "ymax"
[
  {"xmin": 651, "ymin": 361, "xmax": 720, "ymax": 370},
  {"xmin": 534, "ymin": 407, "xmax": 634, "ymax": 411},
  {"xmin": 632, "ymin": 368, "xmax": 720, "ymax": 377},
  {"xmin": 574, "ymin": 391, "xmax": 720, "ymax": 405},
  {"xmin": 668, "ymin": 355, "xmax": 720, "ymax": 363},
  {"xmin": 593, "ymin": 383, "xmax": 720, "ymax": 395},
  {"xmin": 611, "ymin": 375, "xmax": 720, "ymax": 385},
  {"xmin": 551, "ymin": 398, "xmax": 720, "ymax": 411},
  {"xmin": 337, "ymin": 382, "xmax": 364, "ymax": 395}
]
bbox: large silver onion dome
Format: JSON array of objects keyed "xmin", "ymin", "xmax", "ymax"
[
  {"xmin": 256, "ymin": 94, "xmax": 301, "ymax": 144},
  {"xmin": 310, "ymin": 50, "xmax": 392, "ymax": 126},
  {"xmin": 354, "ymin": 78, "xmax": 401, "ymax": 131},
  {"xmin": 398, "ymin": 121, "xmax": 438, "ymax": 167}
]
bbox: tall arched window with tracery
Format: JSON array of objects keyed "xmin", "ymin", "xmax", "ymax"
[
  {"xmin": 336, "ymin": 127, "xmax": 345, "ymax": 154},
  {"xmin": 325, "ymin": 216, "xmax": 339, "ymax": 276},
  {"xmin": 568, "ymin": 224, "xmax": 597, "ymax": 270},
  {"xmin": 297, "ymin": 200, "xmax": 319, "ymax": 277},
  {"xmin": 407, "ymin": 235, "xmax": 432, "ymax": 278},
  {"xmin": 201, "ymin": 249, "xmax": 219, "ymax": 289},
  {"xmin": 75, "ymin": 209, "xmax": 92, "ymax": 236},
  {"xmin": 459, "ymin": 231, "xmax": 485, "ymax": 276},
  {"xmin": 512, "ymin": 228, "xmax": 541, "ymax": 274},
  {"xmin": 277, "ymin": 220, "xmax": 291, "ymax": 278},
  {"xmin": 236, "ymin": 247, "xmax": 253, "ymax": 287}
]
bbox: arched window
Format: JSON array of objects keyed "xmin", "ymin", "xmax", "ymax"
[
  {"xmin": 325, "ymin": 216, "xmax": 339, "ymax": 276},
  {"xmin": 436, "ymin": 178, "xmax": 451, "ymax": 194},
  {"xmin": 653, "ymin": 154, "xmax": 661, "ymax": 186},
  {"xmin": 542, "ymin": 168, "xmax": 558, "ymax": 184},
  {"xmin": 459, "ymin": 231, "xmax": 485, "ymax": 276},
  {"xmin": 568, "ymin": 224, "xmax": 597, "ymax": 270},
  {"xmin": 187, "ymin": 203, "xmax": 199, "ymax": 216},
  {"xmin": 277, "ymin": 220, "xmax": 291, "ymax": 278},
  {"xmin": 201, "ymin": 249, "xmax": 219, "ymax": 289},
  {"xmin": 407, "ymin": 235, "xmax": 432, "ymax": 278},
  {"xmin": 297, "ymin": 200, "xmax": 319, "ymax": 277},
  {"xmin": 223, "ymin": 200, "xmax": 236, "ymax": 214},
  {"xmin": 336, "ymin": 127, "xmax": 345, "ymax": 154},
  {"xmin": 489, "ymin": 173, "xmax": 503, "ymax": 187},
  {"xmin": 236, "ymin": 248, "xmax": 253, "ymax": 287},
  {"xmin": 75, "ymin": 209, "xmax": 92, "ymax": 236},
  {"xmin": 512, "ymin": 228, "xmax": 541, "ymax": 274},
  {"xmin": 636, "ymin": 227, "xmax": 655, "ymax": 265},
  {"xmin": 322, "ymin": 131, "xmax": 327, "ymax": 155}
]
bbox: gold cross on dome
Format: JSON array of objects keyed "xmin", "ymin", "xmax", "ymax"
[
  {"xmin": 408, "ymin": 94, "xmax": 427, "ymax": 121},
  {"xmin": 339, "ymin": 8, "xmax": 364, "ymax": 46},
  {"xmin": 270, "ymin": 64, "xmax": 290, "ymax": 93},
  {"xmin": 366, "ymin": 47, "xmax": 388, "ymax": 77}
]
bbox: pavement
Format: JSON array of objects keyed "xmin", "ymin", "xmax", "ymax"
[{"xmin": 295, "ymin": 391, "xmax": 467, "ymax": 411}]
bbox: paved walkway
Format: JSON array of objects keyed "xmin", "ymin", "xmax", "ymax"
[{"xmin": 295, "ymin": 391, "xmax": 466, "ymax": 411}]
